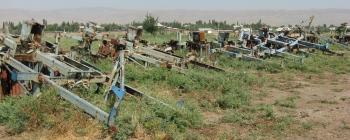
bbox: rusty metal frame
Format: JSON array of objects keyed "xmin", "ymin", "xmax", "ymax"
[{"xmin": 0, "ymin": 52, "xmax": 112, "ymax": 124}]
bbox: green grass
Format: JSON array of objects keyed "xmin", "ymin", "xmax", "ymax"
[
  {"xmin": 0, "ymin": 96, "xmax": 32, "ymax": 133},
  {"xmin": 221, "ymin": 104, "xmax": 275, "ymax": 125},
  {"xmin": 319, "ymin": 100, "xmax": 338, "ymax": 104},
  {"xmin": 301, "ymin": 122, "xmax": 313, "ymax": 130},
  {"xmin": 214, "ymin": 44, "xmax": 350, "ymax": 74},
  {"xmin": 142, "ymin": 32, "xmax": 179, "ymax": 45},
  {"xmin": 341, "ymin": 121, "xmax": 350, "ymax": 130},
  {"xmin": 112, "ymin": 94, "xmax": 203, "ymax": 139},
  {"xmin": 43, "ymin": 35, "xmax": 79, "ymax": 50},
  {"xmin": 220, "ymin": 103, "xmax": 302, "ymax": 138},
  {"xmin": 125, "ymin": 63, "xmax": 266, "ymax": 111},
  {"xmin": 274, "ymin": 96, "xmax": 300, "ymax": 108},
  {"xmin": 273, "ymin": 116, "xmax": 294, "ymax": 134},
  {"xmin": 142, "ymin": 30, "xmax": 229, "ymax": 45}
]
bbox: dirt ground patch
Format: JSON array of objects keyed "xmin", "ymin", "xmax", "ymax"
[
  {"xmin": 0, "ymin": 126, "xmax": 6, "ymax": 138},
  {"xmin": 261, "ymin": 74, "xmax": 350, "ymax": 139}
]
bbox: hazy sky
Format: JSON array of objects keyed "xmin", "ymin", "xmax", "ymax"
[{"xmin": 2, "ymin": 0, "xmax": 350, "ymax": 10}]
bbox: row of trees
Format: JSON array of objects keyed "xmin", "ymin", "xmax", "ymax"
[
  {"xmin": 4, "ymin": 22, "xmax": 22, "ymax": 34},
  {"xmin": 3, "ymin": 15, "xmax": 346, "ymax": 35},
  {"xmin": 2, "ymin": 21, "xmax": 84, "ymax": 33},
  {"xmin": 45, "ymin": 21, "xmax": 81, "ymax": 32},
  {"xmin": 139, "ymin": 15, "xmax": 269, "ymax": 33}
]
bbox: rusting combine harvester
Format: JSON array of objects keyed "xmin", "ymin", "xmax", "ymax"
[
  {"xmin": 213, "ymin": 28, "xmax": 296, "ymax": 62},
  {"xmin": 68, "ymin": 22, "xmax": 107, "ymax": 59},
  {"xmin": 215, "ymin": 26, "xmax": 343, "ymax": 63},
  {"xmin": 219, "ymin": 31, "xmax": 266, "ymax": 61},
  {"xmin": 333, "ymin": 23, "xmax": 350, "ymax": 46},
  {"xmin": 0, "ymin": 20, "xmax": 154, "ymax": 127},
  {"xmin": 283, "ymin": 16, "xmax": 319, "ymax": 43},
  {"xmin": 186, "ymin": 31, "xmax": 210, "ymax": 56},
  {"xmin": 125, "ymin": 27, "xmax": 226, "ymax": 73},
  {"xmin": 268, "ymin": 34, "xmax": 344, "ymax": 56}
]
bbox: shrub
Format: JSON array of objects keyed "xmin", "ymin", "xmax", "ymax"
[
  {"xmin": 0, "ymin": 88, "xmax": 86, "ymax": 134},
  {"xmin": 114, "ymin": 115, "xmax": 137, "ymax": 140},
  {"xmin": 256, "ymin": 62, "xmax": 283, "ymax": 73},
  {"xmin": 114, "ymin": 96, "xmax": 202, "ymax": 139},
  {"xmin": 274, "ymin": 96, "xmax": 299, "ymax": 108},
  {"xmin": 216, "ymin": 88, "xmax": 250, "ymax": 109},
  {"xmin": 221, "ymin": 110, "xmax": 255, "ymax": 125},
  {"xmin": 257, "ymin": 104, "xmax": 275, "ymax": 119},
  {"xmin": 143, "ymin": 14, "xmax": 158, "ymax": 34}
]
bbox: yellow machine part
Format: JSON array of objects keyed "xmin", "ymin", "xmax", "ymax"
[{"xmin": 199, "ymin": 32, "xmax": 206, "ymax": 42}]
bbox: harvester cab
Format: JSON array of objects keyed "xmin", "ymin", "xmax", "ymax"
[
  {"xmin": 192, "ymin": 31, "xmax": 206, "ymax": 43},
  {"xmin": 68, "ymin": 21, "xmax": 106, "ymax": 59},
  {"xmin": 1, "ymin": 19, "xmax": 56, "ymax": 55},
  {"xmin": 20, "ymin": 20, "xmax": 45, "ymax": 47},
  {"xmin": 126, "ymin": 26, "xmax": 143, "ymax": 42},
  {"xmin": 335, "ymin": 23, "xmax": 350, "ymax": 45},
  {"xmin": 83, "ymin": 22, "xmax": 103, "ymax": 40},
  {"xmin": 217, "ymin": 32, "xmax": 230, "ymax": 47}
]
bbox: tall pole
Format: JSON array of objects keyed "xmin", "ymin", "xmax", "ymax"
[{"xmin": 120, "ymin": 50, "xmax": 125, "ymax": 92}]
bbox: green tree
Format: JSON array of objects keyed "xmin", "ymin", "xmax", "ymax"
[
  {"xmin": 336, "ymin": 22, "xmax": 348, "ymax": 36},
  {"xmin": 142, "ymin": 14, "xmax": 158, "ymax": 34}
]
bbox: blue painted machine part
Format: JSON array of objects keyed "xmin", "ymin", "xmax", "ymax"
[
  {"xmin": 107, "ymin": 85, "xmax": 125, "ymax": 125},
  {"xmin": 111, "ymin": 86, "xmax": 125, "ymax": 100},
  {"xmin": 10, "ymin": 71, "xmax": 17, "ymax": 81}
]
